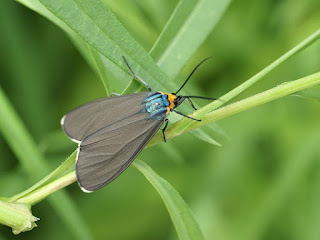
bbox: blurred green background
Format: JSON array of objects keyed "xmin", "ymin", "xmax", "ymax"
[{"xmin": 1, "ymin": 0, "xmax": 320, "ymax": 239}]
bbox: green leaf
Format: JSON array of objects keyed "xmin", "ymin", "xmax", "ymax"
[
  {"xmin": 133, "ymin": 160, "xmax": 204, "ymax": 240},
  {"xmin": 17, "ymin": 0, "xmax": 174, "ymax": 93},
  {"xmin": 150, "ymin": 0, "xmax": 231, "ymax": 78},
  {"xmin": 38, "ymin": 0, "xmax": 175, "ymax": 92}
]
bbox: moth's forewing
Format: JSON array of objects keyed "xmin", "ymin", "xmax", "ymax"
[{"xmin": 61, "ymin": 92, "xmax": 151, "ymax": 142}]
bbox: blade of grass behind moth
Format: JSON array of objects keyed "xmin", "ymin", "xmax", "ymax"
[
  {"xmin": 133, "ymin": 160, "xmax": 205, "ymax": 240},
  {"xmin": 150, "ymin": 0, "xmax": 231, "ymax": 79},
  {"xmin": 0, "ymin": 87, "xmax": 91, "ymax": 239}
]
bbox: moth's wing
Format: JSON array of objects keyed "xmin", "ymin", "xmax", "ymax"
[
  {"xmin": 61, "ymin": 92, "xmax": 152, "ymax": 142},
  {"xmin": 76, "ymin": 112, "xmax": 163, "ymax": 192}
]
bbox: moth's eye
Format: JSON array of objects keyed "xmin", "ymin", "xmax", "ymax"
[{"xmin": 155, "ymin": 103, "xmax": 160, "ymax": 106}]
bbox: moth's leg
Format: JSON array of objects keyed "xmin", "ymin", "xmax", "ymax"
[
  {"xmin": 186, "ymin": 97, "xmax": 197, "ymax": 110},
  {"xmin": 162, "ymin": 118, "xmax": 169, "ymax": 142},
  {"xmin": 122, "ymin": 56, "xmax": 152, "ymax": 91},
  {"xmin": 173, "ymin": 109, "xmax": 201, "ymax": 121}
]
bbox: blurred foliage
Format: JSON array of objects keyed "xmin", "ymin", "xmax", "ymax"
[{"xmin": 1, "ymin": 0, "xmax": 320, "ymax": 239}]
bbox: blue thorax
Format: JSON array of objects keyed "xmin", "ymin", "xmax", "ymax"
[{"xmin": 143, "ymin": 92, "xmax": 170, "ymax": 120}]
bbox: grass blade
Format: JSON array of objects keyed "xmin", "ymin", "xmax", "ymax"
[{"xmin": 133, "ymin": 160, "xmax": 204, "ymax": 240}]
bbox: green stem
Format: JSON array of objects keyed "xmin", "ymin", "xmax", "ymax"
[
  {"xmin": 148, "ymin": 72, "xmax": 320, "ymax": 146},
  {"xmin": 198, "ymin": 28, "xmax": 320, "ymax": 116},
  {"xmin": 17, "ymin": 171, "xmax": 76, "ymax": 205},
  {"xmin": 199, "ymin": 72, "xmax": 320, "ymax": 125}
]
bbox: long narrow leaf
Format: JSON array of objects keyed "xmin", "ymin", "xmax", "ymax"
[
  {"xmin": 133, "ymin": 160, "xmax": 204, "ymax": 240},
  {"xmin": 150, "ymin": 0, "xmax": 231, "ymax": 78},
  {"xmin": 38, "ymin": 0, "xmax": 174, "ymax": 91}
]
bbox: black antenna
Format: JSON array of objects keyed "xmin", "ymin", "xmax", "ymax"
[{"xmin": 175, "ymin": 57, "xmax": 212, "ymax": 95}]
